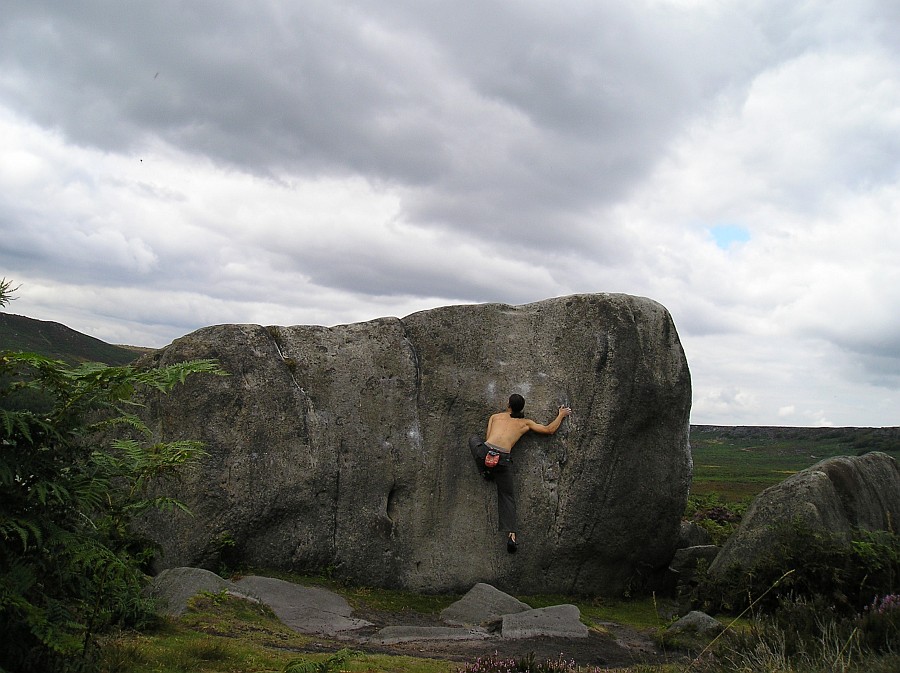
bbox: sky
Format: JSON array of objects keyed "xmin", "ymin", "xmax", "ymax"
[{"xmin": 1, "ymin": 1, "xmax": 898, "ymax": 427}]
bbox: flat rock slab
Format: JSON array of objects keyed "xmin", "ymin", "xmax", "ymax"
[
  {"xmin": 369, "ymin": 626, "xmax": 491, "ymax": 645},
  {"xmin": 150, "ymin": 572, "xmax": 591, "ymax": 644},
  {"xmin": 440, "ymin": 582, "xmax": 531, "ymax": 626},
  {"xmin": 233, "ymin": 575, "xmax": 373, "ymax": 635},
  {"xmin": 501, "ymin": 604, "xmax": 589, "ymax": 639}
]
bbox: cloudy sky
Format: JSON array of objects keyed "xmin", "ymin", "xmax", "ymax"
[{"xmin": 1, "ymin": 1, "xmax": 898, "ymax": 427}]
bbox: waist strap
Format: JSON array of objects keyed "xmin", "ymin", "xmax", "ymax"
[{"xmin": 485, "ymin": 441, "xmax": 510, "ymax": 454}]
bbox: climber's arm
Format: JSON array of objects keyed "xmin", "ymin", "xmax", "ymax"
[{"xmin": 524, "ymin": 406, "xmax": 571, "ymax": 435}]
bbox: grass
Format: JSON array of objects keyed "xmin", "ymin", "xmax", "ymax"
[
  {"xmin": 521, "ymin": 594, "xmax": 670, "ymax": 631},
  {"xmin": 99, "ymin": 593, "xmax": 310, "ymax": 673},
  {"xmin": 688, "ymin": 427, "xmax": 891, "ymax": 502},
  {"xmin": 255, "ymin": 570, "xmax": 673, "ymax": 631},
  {"xmin": 256, "ymin": 569, "xmax": 460, "ymax": 615},
  {"xmin": 99, "ymin": 592, "xmax": 454, "ymax": 673},
  {"xmin": 98, "ymin": 555, "xmax": 898, "ymax": 673},
  {"xmin": 99, "ymin": 580, "xmax": 678, "ymax": 673}
]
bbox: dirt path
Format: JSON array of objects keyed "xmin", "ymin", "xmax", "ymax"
[{"xmin": 337, "ymin": 606, "xmax": 685, "ymax": 668}]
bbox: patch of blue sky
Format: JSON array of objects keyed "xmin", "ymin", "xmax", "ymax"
[{"xmin": 709, "ymin": 224, "xmax": 751, "ymax": 250}]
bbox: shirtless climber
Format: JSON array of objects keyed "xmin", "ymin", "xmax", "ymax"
[{"xmin": 469, "ymin": 394, "xmax": 572, "ymax": 553}]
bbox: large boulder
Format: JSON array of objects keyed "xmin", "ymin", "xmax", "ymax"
[
  {"xmin": 137, "ymin": 294, "xmax": 692, "ymax": 595},
  {"xmin": 709, "ymin": 452, "xmax": 900, "ymax": 576}
]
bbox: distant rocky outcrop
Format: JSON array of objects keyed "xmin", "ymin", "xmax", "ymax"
[
  {"xmin": 709, "ymin": 452, "xmax": 900, "ymax": 576},
  {"xmin": 137, "ymin": 294, "xmax": 692, "ymax": 595}
]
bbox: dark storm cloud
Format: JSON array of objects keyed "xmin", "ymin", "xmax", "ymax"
[
  {"xmin": 1, "ymin": 2, "xmax": 444, "ymax": 179},
  {"xmin": 0, "ymin": 1, "xmax": 766, "ymax": 242}
]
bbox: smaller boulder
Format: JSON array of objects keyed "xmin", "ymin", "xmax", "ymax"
[
  {"xmin": 678, "ymin": 521, "xmax": 712, "ymax": 548},
  {"xmin": 501, "ymin": 605, "xmax": 589, "ymax": 639},
  {"xmin": 148, "ymin": 567, "xmax": 236, "ymax": 616},
  {"xmin": 669, "ymin": 545, "xmax": 720, "ymax": 585},
  {"xmin": 667, "ymin": 611, "xmax": 723, "ymax": 638},
  {"xmin": 710, "ymin": 452, "xmax": 900, "ymax": 576},
  {"xmin": 440, "ymin": 583, "xmax": 531, "ymax": 626},
  {"xmin": 663, "ymin": 611, "xmax": 724, "ymax": 652},
  {"xmin": 147, "ymin": 568, "xmax": 372, "ymax": 636}
]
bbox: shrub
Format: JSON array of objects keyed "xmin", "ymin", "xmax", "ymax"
[
  {"xmin": 700, "ymin": 613, "xmax": 862, "ymax": 673},
  {"xmin": 693, "ymin": 603, "xmax": 900, "ymax": 673},
  {"xmin": 0, "ymin": 350, "xmax": 223, "ymax": 672},
  {"xmin": 697, "ymin": 521, "xmax": 900, "ymax": 618},
  {"xmin": 684, "ymin": 494, "xmax": 746, "ymax": 546},
  {"xmin": 860, "ymin": 594, "xmax": 900, "ymax": 653}
]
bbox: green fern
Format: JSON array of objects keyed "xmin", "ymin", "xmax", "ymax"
[
  {"xmin": 283, "ymin": 648, "xmax": 362, "ymax": 673},
  {"xmin": 0, "ymin": 348, "xmax": 223, "ymax": 673}
]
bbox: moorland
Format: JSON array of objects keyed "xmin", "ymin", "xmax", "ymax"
[
  {"xmin": 2, "ymin": 309, "xmax": 899, "ymax": 673},
  {"xmin": 93, "ymin": 428, "xmax": 899, "ymax": 673}
]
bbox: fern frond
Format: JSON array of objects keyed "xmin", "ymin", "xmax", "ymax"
[
  {"xmin": 283, "ymin": 648, "xmax": 362, "ymax": 673},
  {"xmin": 131, "ymin": 359, "xmax": 226, "ymax": 392},
  {"xmin": 26, "ymin": 479, "xmax": 71, "ymax": 506},
  {"xmin": 122, "ymin": 496, "xmax": 193, "ymax": 516},
  {"xmin": 0, "ymin": 516, "xmax": 43, "ymax": 549},
  {"xmin": 0, "ymin": 409, "xmax": 36, "ymax": 443},
  {"xmin": 0, "ymin": 349, "xmax": 219, "ymax": 668}
]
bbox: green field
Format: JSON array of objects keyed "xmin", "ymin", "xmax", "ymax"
[{"xmin": 689, "ymin": 425, "xmax": 900, "ymax": 502}]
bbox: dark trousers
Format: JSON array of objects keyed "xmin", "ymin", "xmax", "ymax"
[{"xmin": 469, "ymin": 435, "xmax": 517, "ymax": 532}]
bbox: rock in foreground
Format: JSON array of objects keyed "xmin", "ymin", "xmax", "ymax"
[
  {"xmin": 440, "ymin": 582, "xmax": 531, "ymax": 626},
  {"xmin": 710, "ymin": 452, "xmax": 900, "ymax": 576},
  {"xmin": 138, "ymin": 294, "xmax": 691, "ymax": 595}
]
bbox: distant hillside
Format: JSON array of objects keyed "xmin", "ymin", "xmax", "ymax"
[
  {"xmin": 689, "ymin": 424, "xmax": 900, "ymax": 501},
  {"xmin": 691, "ymin": 424, "xmax": 900, "ymax": 452},
  {"xmin": 0, "ymin": 313, "xmax": 147, "ymax": 366}
]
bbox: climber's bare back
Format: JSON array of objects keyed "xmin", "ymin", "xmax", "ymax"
[
  {"xmin": 485, "ymin": 405, "xmax": 571, "ymax": 452},
  {"xmin": 484, "ymin": 413, "xmax": 531, "ymax": 451}
]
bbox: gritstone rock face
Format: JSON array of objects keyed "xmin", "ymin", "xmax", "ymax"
[{"xmin": 137, "ymin": 293, "xmax": 692, "ymax": 595}]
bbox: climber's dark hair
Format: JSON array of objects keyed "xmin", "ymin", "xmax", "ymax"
[{"xmin": 508, "ymin": 394, "xmax": 525, "ymax": 419}]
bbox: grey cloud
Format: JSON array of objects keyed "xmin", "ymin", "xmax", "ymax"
[
  {"xmin": 0, "ymin": 1, "xmax": 770, "ymax": 247},
  {"xmin": 264, "ymin": 231, "xmax": 556, "ymax": 305},
  {"xmin": 829, "ymin": 332, "xmax": 900, "ymax": 387},
  {"xmin": 378, "ymin": 1, "xmax": 773, "ymax": 235},
  {"xmin": 853, "ymin": 354, "xmax": 900, "ymax": 390},
  {"xmin": 2, "ymin": 2, "xmax": 448, "ymax": 180}
]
